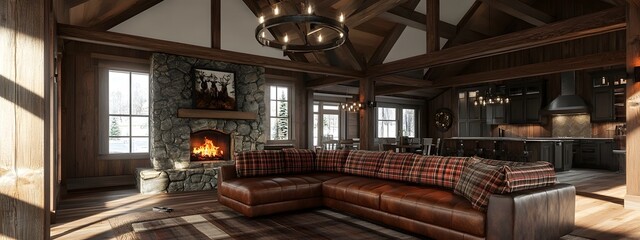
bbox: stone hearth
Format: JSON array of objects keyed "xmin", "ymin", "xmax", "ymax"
[{"xmin": 137, "ymin": 53, "xmax": 266, "ymax": 193}]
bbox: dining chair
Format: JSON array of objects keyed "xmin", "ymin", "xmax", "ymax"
[
  {"xmin": 434, "ymin": 138, "xmax": 441, "ymax": 155},
  {"xmin": 322, "ymin": 140, "xmax": 339, "ymax": 150},
  {"xmin": 422, "ymin": 138, "xmax": 434, "ymax": 155}
]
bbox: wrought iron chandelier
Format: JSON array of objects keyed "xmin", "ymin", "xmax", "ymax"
[
  {"xmin": 474, "ymin": 87, "xmax": 509, "ymax": 106},
  {"xmin": 255, "ymin": 1, "xmax": 349, "ymax": 52}
]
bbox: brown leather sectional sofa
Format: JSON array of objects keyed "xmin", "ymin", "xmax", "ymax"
[{"xmin": 218, "ymin": 150, "xmax": 575, "ymax": 240}]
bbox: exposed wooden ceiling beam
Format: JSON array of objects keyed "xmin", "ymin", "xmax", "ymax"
[
  {"xmin": 375, "ymin": 75, "xmax": 432, "ymax": 87},
  {"xmin": 57, "ymin": 24, "xmax": 364, "ymax": 77},
  {"xmin": 601, "ymin": 0, "xmax": 628, "ymax": 6},
  {"xmin": 67, "ymin": 0, "xmax": 91, "ymax": 8},
  {"xmin": 374, "ymin": 85, "xmax": 418, "ymax": 96},
  {"xmin": 379, "ymin": 6, "xmax": 487, "ymax": 41},
  {"xmin": 91, "ymin": 0, "xmax": 164, "ymax": 31},
  {"xmin": 368, "ymin": 0, "xmax": 420, "ymax": 65},
  {"xmin": 629, "ymin": 0, "xmax": 640, "ymax": 7},
  {"xmin": 426, "ymin": 0, "xmax": 439, "ymax": 52},
  {"xmin": 345, "ymin": 0, "xmax": 408, "ymax": 28},
  {"xmin": 211, "ymin": 0, "xmax": 221, "ymax": 49},
  {"xmin": 478, "ymin": 0, "xmax": 553, "ymax": 27},
  {"xmin": 432, "ymin": 51, "xmax": 625, "ymax": 88},
  {"xmin": 306, "ymin": 77, "xmax": 357, "ymax": 89},
  {"xmin": 370, "ymin": 7, "xmax": 625, "ymax": 76}
]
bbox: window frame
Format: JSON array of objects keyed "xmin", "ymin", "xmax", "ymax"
[
  {"xmin": 266, "ymin": 83, "xmax": 294, "ymax": 142},
  {"xmin": 375, "ymin": 103, "xmax": 420, "ymax": 139},
  {"xmin": 98, "ymin": 61, "xmax": 151, "ymax": 160}
]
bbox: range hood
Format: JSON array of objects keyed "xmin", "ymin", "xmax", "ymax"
[{"xmin": 542, "ymin": 71, "xmax": 590, "ymax": 115}]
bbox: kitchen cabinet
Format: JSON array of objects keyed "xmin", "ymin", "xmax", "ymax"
[
  {"xmin": 591, "ymin": 69, "xmax": 626, "ymax": 122},
  {"xmin": 507, "ymin": 82, "xmax": 544, "ymax": 124},
  {"xmin": 573, "ymin": 140, "xmax": 615, "ymax": 170}
]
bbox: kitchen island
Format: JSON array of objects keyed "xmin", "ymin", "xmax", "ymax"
[{"xmin": 442, "ymin": 137, "xmax": 616, "ymax": 171}]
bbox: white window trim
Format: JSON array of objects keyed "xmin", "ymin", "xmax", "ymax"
[
  {"xmin": 98, "ymin": 61, "xmax": 151, "ymax": 160},
  {"xmin": 266, "ymin": 83, "xmax": 294, "ymax": 143}
]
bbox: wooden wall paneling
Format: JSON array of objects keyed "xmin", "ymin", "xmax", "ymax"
[
  {"xmin": 74, "ymin": 51, "xmax": 97, "ymax": 178},
  {"xmin": 61, "ymin": 44, "xmax": 77, "ymax": 181},
  {"xmin": 626, "ymin": 3, "xmax": 640, "ymax": 210},
  {"xmin": 426, "ymin": 88, "xmax": 456, "ymax": 139},
  {"xmin": 0, "ymin": 0, "xmax": 18, "ymax": 237},
  {"xmin": 0, "ymin": 0, "xmax": 51, "ymax": 238}
]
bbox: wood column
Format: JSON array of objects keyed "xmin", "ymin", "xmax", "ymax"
[
  {"xmin": 426, "ymin": 0, "xmax": 440, "ymax": 52},
  {"xmin": 211, "ymin": 0, "xmax": 221, "ymax": 49},
  {"xmin": 625, "ymin": 3, "xmax": 640, "ymax": 210},
  {"xmin": 0, "ymin": 0, "xmax": 51, "ymax": 238},
  {"xmin": 359, "ymin": 78, "xmax": 375, "ymax": 150}
]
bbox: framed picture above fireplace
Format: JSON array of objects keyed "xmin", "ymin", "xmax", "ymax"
[{"xmin": 192, "ymin": 68, "xmax": 236, "ymax": 110}]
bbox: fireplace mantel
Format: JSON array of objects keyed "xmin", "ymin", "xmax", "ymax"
[{"xmin": 177, "ymin": 108, "xmax": 258, "ymax": 120}]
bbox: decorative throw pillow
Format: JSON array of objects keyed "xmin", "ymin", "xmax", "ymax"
[
  {"xmin": 343, "ymin": 150, "xmax": 387, "ymax": 177},
  {"xmin": 282, "ymin": 148, "xmax": 316, "ymax": 174},
  {"xmin": 472, "ymin": 156, "xmax": 557, "ymax": 193},
  {"xmin": 316, "ymin": 149, "xmax": 350, "ymax": 172},
  {"xmin": 377, "ymin": 152, "xmax": 417, "ymax": 182},
  {"xmin": 235, "ymin": 150, "xmax": 285, "ymax": 177},
  {"xmin": 454, "ymin": 161, "xmax": 506, "ymax": 211},
  {"xmin": 408, "ymin": 155, "xmax": 476, "ymax": 189}
]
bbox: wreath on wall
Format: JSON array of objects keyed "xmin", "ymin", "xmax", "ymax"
[{"xmin": 434, "ymin": 108, "xmax": 453, "ymax": 132}]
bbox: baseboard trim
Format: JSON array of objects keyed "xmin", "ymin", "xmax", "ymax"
[{"xmin": 66, "ymin": 175, "xmax": 134, "ymax": 190}]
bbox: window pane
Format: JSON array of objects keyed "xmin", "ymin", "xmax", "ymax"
[
  {"xmin": 270, "ymin": 86, "xmax": 277, "ymax": 100},
  {"xmin": 378, "ymin": 120, "xmax": 397, "ymax": 138},
  {"xmin": 276, "ymin": 118, "xmax": 289, "ymax": 140},
  {"xmin": 323, "ymin": 114, "xmax": 339, "ymax": 140},
  {"xmin": 277, "ymin": 87, "xmax": 288, "ymax": 100},
  {"xmin": 277, "ymin": 101, "xmax": 288, "ymax": 117},
  {"xmin": 132, "ymin": 137, "xmax": 149, "ymax": 153},
  {"xmin": 313, "ymin": 114, "xmax": 318, "ymax": 146},
  {"xmin": 323, "ymin": 104, "xmax": 339, "ymax": 110},
  {"xmin": 402, "ymin": 109, "xmax": 416, "ymax": 137},
  {"xmin": 109, "ymin": 70, "xmax": 130, "ymax": 115},
  {"xmin": 131, "ymin": 117, "xmax": 149, "ymax": 137},
  {"xmin": 109, "ymin": 116, "xmax": 130, "ymax": 137},
  {"xmin": 378, "ymin": 107, "xmax": 396, "ymax": 120},
  {"xmin": 313, "ymin": 104, "xmax": 319, "ymax": 113},
  {"xmin": 270, "ymin": 100, "xmax": 277, "ymax": 117},
  {"xmin": 131, "ymin": 72, "xmax": 149, "ymax": 115},
  {"xmin": 270, "ymin": 118, "xmax": 279, "ymax": 140},
  {"xmin": 109, "ymin": 137, "xmax": 130, "ymax": 153}
]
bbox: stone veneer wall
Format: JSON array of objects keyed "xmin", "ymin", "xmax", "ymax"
[{"xmin": 150, "ymin": 53, "xmax": 266, "ymax": 170}]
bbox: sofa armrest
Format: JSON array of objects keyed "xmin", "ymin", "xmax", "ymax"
[
  {"xmin": 486, "ymin": 183, "xmax": 575, "ymax": 240},
  {"xmin": 218, "ymin": 165, "xmax": 237, "ymax": 182}
]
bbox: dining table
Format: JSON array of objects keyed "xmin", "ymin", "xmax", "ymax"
[{"xmin": 383, "ymin": 144, "xmax": 423, "ymax": 153}]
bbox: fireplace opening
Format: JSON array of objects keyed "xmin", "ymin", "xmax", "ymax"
[{"xmin": 190, "ymin": 130, "xmax": 231, "ymax": 161}]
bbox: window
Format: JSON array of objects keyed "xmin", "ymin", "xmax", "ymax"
[
  {"xmin": 313, "ymin": 101, "xmax": 342, "ymax": 147},
  {"xmin": 402, "ymin": 109, "xmax": 416, "ymax": 137},
  {"xmin": 377, "ymin": 107, "xmax": 397, "ymax": 138},
  {"xmin": 106, "ymin": 70, "xmax": 150, "ymax": 154},
  {"xmin": 376, "ymin": 106, "xmax": 419, "ymax": 138},
  {"xmin": 269, "ymin": 85, "xmax": 290, "ymax": 140}
]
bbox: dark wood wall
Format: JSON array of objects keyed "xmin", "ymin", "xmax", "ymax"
[{"xmin": 61, "ymin": 41, "xmax": 152, "ymax": 183}]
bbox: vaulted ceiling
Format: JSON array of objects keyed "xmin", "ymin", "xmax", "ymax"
[{"xmin": 57, "ymin": 0, "xmax": 626, "ymax": 100}]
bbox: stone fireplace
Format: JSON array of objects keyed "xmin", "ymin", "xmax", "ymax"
[{"xmin": 136, "ymin": 53, "xmax": 266, "ymax": 193}]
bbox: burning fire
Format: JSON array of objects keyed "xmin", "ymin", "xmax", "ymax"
[{"xmin": 192, "ymin": 137, "xmax": 223, "ymax": 158}]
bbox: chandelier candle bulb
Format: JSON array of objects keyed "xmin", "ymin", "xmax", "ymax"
[
  {"xmin": 339, "ymin": 13, "xmax": 344, "ymax": 22},
  {"xmin": 259, "ymin": 16, "xmax": 264, "ymax": 24},
  {"xmin": 283, "ymin": 34, "xmax": 289, "ymax": 43},
  {"xmin": 317, "ymin": 34, "xmax": 323, "ymax": 42},
  {"xmin": 274, "ymin": 6, "xmax": 280, "ymax": 15},
  {"xmin": 307, "ymin": 5, "xmax": 313, "ymax": 14}
]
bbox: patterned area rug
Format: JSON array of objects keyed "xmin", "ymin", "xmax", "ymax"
[{"xmin": 129, "ymin": 209, "xmax": 420, "ymax": 240}]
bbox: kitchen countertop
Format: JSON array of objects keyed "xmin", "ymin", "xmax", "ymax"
[{"xmin": 448, "ymin": 137, "xmax": 614, "ymax": 142}]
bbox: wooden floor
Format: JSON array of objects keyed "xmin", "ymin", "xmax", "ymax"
[{"xmin": 51, "ymin": 169, "xmax": 640, "ymax": 240}]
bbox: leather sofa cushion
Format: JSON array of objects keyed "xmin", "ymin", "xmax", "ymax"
[
  {"xmin": 316, "ymin": 150, "xmax": 350, "ymax": 172},
  {"xmin": 408, "ymin": 155, "xmax": 473, "ymax": 189},
  {"xmin": 235, "ymin": 150, "xmax": 285, "ymax": 177},
  {"xmin": 343, "ymin": 150, "xmax": 387, "ymax": 177},
  {"xmin": 323, "ymin": 176, "xmax": 405, "ymax": 209},
  {"xmin": 219, "ymin": 174, "xmax": 325, "ymax": 205},
  {"xmin": 377, "ymin": 152, "xmax": 416, "ymax": 182},
  {"xmin": 282, "ymin": 148, "xmax": 316, "ymax": 173},
  {"xmin": 381, "ymin": 185, "xmax": 486, "ymax": 237}
]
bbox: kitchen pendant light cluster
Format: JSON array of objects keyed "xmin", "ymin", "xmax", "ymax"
[
  {"xmin": 255, "ymin": 1, "xmax": 349, "ymax": 52},
  {"xmin": 474, "ymin": 87, "xmax": 510, "ymax": 106}
]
